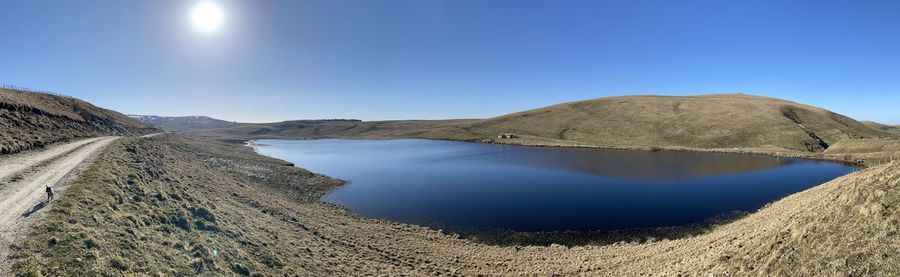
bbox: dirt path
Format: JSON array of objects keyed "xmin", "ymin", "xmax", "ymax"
[
  {"xmin": 141, "ymin": 132, "xmax": 165, "ymax": 138},
  {"xmin": 0, "ymin": 137, "xmax": 119, "ymax": 269},
  {"xmin": 0, "ymin": 137, "xmax": 105, "ymax": 182}
]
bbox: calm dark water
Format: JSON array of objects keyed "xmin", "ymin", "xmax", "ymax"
[{"xmin": 252, "ymin": 139, "xmax": 856, "ymax": 232}]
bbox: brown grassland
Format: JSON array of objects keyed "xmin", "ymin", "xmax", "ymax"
[
  {"xmin": 183, "ymin": 94, "xmax": 897, "ymax": 154},
  {"xmin": 5, "ymin": 93, "xmax": 900, "ymax": 275},
  {"xmin": 9, "ymin": 134, "xmax": 900, "ymax": 276},
  {"xmin": 0, "ymin": 88, "xmax": 156, "ymax": 155}
]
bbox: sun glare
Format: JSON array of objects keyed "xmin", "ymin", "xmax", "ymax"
[{"xmin": 190, "ymin": 1, "xmax": 224, "ymax": 33}]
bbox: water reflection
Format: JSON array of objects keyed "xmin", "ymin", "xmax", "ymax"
[
  {"xmin": 253, "ymin": 139, "xmax": 855, "ymax": 232},
  {"xmin": 425, "ymin": 144, "xmax": 797, "ymax": 180}
]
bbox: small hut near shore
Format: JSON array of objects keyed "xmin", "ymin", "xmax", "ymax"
[{"xmin": 497, "ymin": 133, "xmax": 519, "ymax": 139}]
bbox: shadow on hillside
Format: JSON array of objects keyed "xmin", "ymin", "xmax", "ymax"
[{"xmin": 22, "ymin": 201, "xmax": 47, "ymax": 218}]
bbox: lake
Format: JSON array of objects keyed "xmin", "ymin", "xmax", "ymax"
[{"xmin": 251, "ymin": 139, "xmax": 856, "ymax": 233}]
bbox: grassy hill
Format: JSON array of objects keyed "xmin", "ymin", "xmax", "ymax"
[
  {"xmin": 863, "ymin": 121, "xmax": 900, "ymax": 136},
  {"xmin": 4, "ymin": 91, "xmax": 900, "ymax": 275},
  {"xmin": 10, "ymin": 134, "xmax": 900, "ymax": 275},
  {"xmin": 186, "ymin": 94, "xmax": 896, "ymax": 153},
  {"xmin": 0, "ymin": 88, "xmax": 157, "ymax": 155},
  {"xmin": 128, "ymin": 115, "xmax": 239, "ymax": 132},
  {"xmin": 182, "ymin": 119, "xmax": 475, "ymax": 141},
  {"xmin": 445, "ymin": 94, "xmax": 894, "ymax": 152}
]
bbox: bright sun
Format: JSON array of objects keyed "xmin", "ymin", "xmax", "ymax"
[{"xmin": 190, "ymin": 1, "xmax": 224, "ymax": 33}]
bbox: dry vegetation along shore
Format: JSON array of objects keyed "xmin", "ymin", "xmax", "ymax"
[
  {"xmin": 8, "ymin": 134, "xmax": 900, "ymax": 276},
  {"xmin": 5, "ymin": 92, "xmax": 900, "ymax": 275},
  {"xmin": 180, "ymin": 94, "xmax": 897, "ymax": 155}
]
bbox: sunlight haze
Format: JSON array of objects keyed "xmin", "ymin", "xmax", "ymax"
[
  {"xmin": 3, "ymin": 1, "xmax": 900, "ymax": 275},
  {"xmin": 1, "ymin": 0, "xmax": 898, "ymax": 123},
  {"xmin": 190, "ymin": 1, "xmax": 225, "ymax": 33}
]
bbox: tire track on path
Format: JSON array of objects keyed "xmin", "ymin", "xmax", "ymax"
[{"xmin": 0, "ymin": 136, "xmax": 119, "ymax": 270}]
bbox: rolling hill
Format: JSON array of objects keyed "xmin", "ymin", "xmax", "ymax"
[
  {"xmin": 128, "ymin": 115, "xmax": 238, "ymax": 132},
  {"xmin": 184, "ymin": 94, "xmax": 896, "ymax": 153},
  {"xmin": 179, "ymin": 119, "xmax": 476, "ymax": 141},
  {"xmin": 863, "ymin": 121, "xmax": 900, "ymax": 136},
  {"xmin": 5, "ymin": 90, "xmax": 900, "ymax": 275},
  {"xmin": 11, "ymin": 130, "xmax": 900, "ymax": 276},
  {"xmin": 446, "ymin": 94, "xmax": 895, "ymax": 152},
  {"xmin": 0, "ymin": 87, "xmax": 157, "ymax": 155}
]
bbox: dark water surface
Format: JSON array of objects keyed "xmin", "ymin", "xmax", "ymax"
[{"xmin": 252, "ymin": 139, "xmax": 856, "ymax": 232}]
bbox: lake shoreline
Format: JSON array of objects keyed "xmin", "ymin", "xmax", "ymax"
[
  {"xmin": 16, "ymin": 134, "xmax": 897, "ymax": 275},
  {"xmin": 236, "ymin": 135, "xmax": 870, "ymax": 168},
  {"xmin": 246, "ymin": 137, "xmax": 858, "ymax": 247}
]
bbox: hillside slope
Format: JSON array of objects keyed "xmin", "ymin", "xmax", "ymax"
[
  {"xmin": 439, "ymin": 94, "xmax": 895, "ymax": 152},
  {"xmin": 863, "ymin": 121, "xmax": 900, "ymax": 136},
  {"xmin": 9, "ymin": 135, "xmax": 899, "ymax": 275},
  {"xmin": 0, "ymin": 88, "xmax": 157, "ymax": 155},
  {"xmin": 183, "ymin": 94, "xmax": 894, "ymax": 153},
  {"xmin": 183, "ymin": 119, "xmax": 475, "ymax": 140},
  {"xmin": 128, "ymin": 115, "xmax": 238, "ymax": 132}
]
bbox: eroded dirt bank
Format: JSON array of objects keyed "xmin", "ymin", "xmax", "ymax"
[
  {"xmin": 0, "ymin": 88, "xmax": 156, "ymax": 156},
  {"xmin": 9, "ymin": 134, "xmax": 900, "ymax": 275}
]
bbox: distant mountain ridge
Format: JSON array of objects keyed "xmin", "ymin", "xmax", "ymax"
[
  {"xmin": 862, "ymin": 121, "xmax": 900, "ymax": 136},
  {"xmin": 179, "ymin": 119, "xmax": 476, "ymax": 140},
  {"xmin": 128, "ymin": 115, "xmax": 377, "ymax": 133},
  {"xmin": 128, "ymin": 115, "xmax": 239, "ymax": 132},
  {"xmin": 181, "ymin": 94, "xmax": 897, "ymax": 153},
  {"xmin": 0, "ymin": 88, "xmax": 157, "ymax": 155}
]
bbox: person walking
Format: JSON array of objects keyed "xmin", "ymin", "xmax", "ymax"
[{"xmin": 46, "ymin": 185, "xmax": 54, "ymax": 202}]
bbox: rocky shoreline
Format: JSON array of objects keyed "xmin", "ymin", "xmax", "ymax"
[{"xmin": 9, "ymin": 134, "xmax": 900, "ymax": 275}]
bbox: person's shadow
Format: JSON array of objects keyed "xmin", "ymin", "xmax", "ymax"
[{"xmin": 22, "ymin": 201, "xmax": 48, "ymax": 218}]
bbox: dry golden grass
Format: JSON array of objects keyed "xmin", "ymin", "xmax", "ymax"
[
  {"xmin": 180, "ymin": 119, "xmax": 475, "ymax": 142},
  {"xmin": 9, "ymin": 135, "xmax": 900, "ymax": 275},
  {"xmin": 6, "ymin": 92, "xmax": 899, "ymax": 275},
  {"xmin": 448, "ymin": 94, "xmax": 895, "ymax": 152},
  {"xmin": 183, "ymin": 94, "xmax": 896, "ymax": 154},
  {"xmin": 0, "ymin": 88, "xmax": 147, "ymax": 128},
  {"xmin": 0, "ymin": 88, "xmax": 156, "ymax": 155},
  {"xmin": 864, "ymin": 121, "xmax": 900, "ymax": 136}
]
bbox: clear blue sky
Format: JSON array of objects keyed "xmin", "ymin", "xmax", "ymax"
[{"xmin": 2, "ymin": 0, "xmax": 898, "ymax": 123}]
